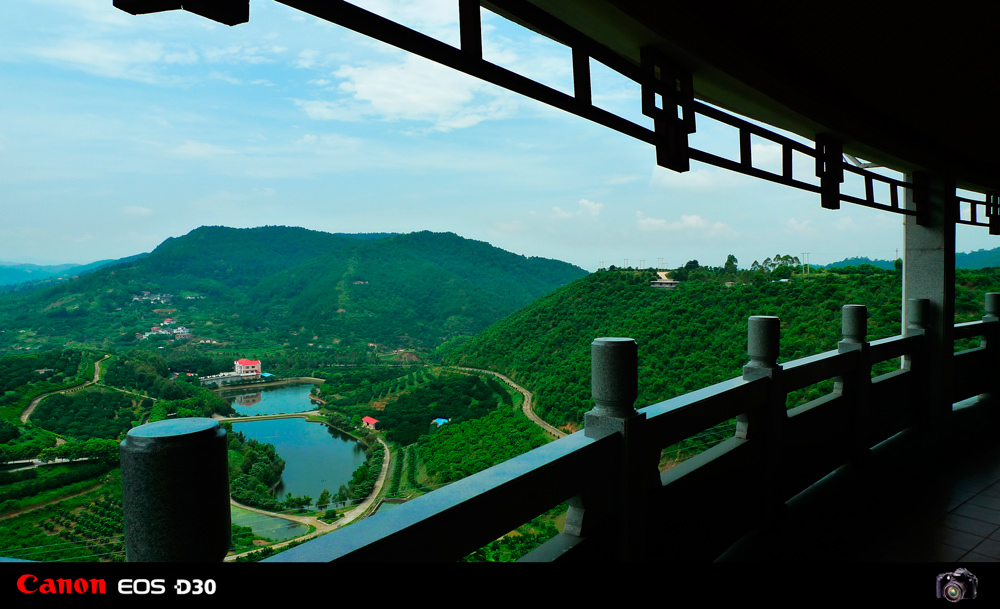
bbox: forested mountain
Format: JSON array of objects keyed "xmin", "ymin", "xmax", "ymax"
[
  {"xmin": 0, "ymin": 226, "xmax": 587, "ymax": 353},
  {"xmin": 957, "ymin": 248, "xmax": 1000, "ymax": 269},
  {"xmin": 0, "ymin": 258, "xmax": 136, "ymax": 288},
  {"xmin": 824, "ymin": 257, "xmax": 895, "ymax": 270},
  {"xmin": 824, "ymin": 245, "xmax": 1000, "ymax": 270},
  {"xmin": 441, "ymin": 267, "xmax": 1000, "ymax": 428}
]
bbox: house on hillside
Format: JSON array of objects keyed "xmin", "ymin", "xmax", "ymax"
[
  {"xmin": 650, "ymin": 280, "xmax": 679, "ymax": 289},
  {"xmin": 234, "ymin": 358, "xmax": 261, "ymax": 377},
  {"xmin": 362, "ymin": 416, "xmax": 379, "ymax": 430}
]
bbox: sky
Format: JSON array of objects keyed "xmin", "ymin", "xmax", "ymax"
[{"xmin": 1, "ymin": 0, "xmax": 996, "ymax": 270}]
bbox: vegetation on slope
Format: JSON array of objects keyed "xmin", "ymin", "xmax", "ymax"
[
  {"xmin": 443, "ymin": 265, "xmax": 1000, "ymax": 428},
  {"xmin": 0, "ymin": 226, "xmax": 586, "ymax": 354}
]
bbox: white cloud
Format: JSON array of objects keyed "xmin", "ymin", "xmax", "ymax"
[
  {"xmin": 121, "ymin": 206, "xmax": 153, "ymax": 217},
  {"xmin": 211, "ymin": 71, "xmax": 241, "ymax": 85},
  {"xmin": 578, "ymin": 199, "xmax": 603, "ymax": 216},
  {"xmin": 171, "ymin": 140, "xmax": 233, "ymax": 158},
  {"xmin": 650, "ymin": 165, "xmax": 749, "ymax": 190},
  {"xmin": 835, "ymin": 216, "xmax": 856, "ymax": 230},
  {"xmin": 203, "ymin": 45, "xmax": 275, "ymax": 65},
  {"xmin": 293, "ymin": 99, "xmax": 364, "ymax": 122},
  {"xmin": 496, "ymin": 220, "xmax": 524, "ymax": 232},
  {"xmin": 552, "ymin": 206, "xmax": 573, "ymax": 219},
  {"xmin": 298, "ymin": 54, "xmax": 518, "ymax": 131},
  {"xmin": 348, "ymin": 0, "xmax": 460, "ymax": 46},
  {"xmin": 786, "ymin": 217, "xmax": 816, "ymax": 235},
  {"xmin": 636, "ymin": 211, "xmax": 709, "ymax": 231},
  {"xmin": 30, "ymin": 40, "xmax": 170, "ymax": 82}
]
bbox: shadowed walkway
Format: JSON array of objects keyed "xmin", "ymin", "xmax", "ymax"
[{"xmin": 721, "ymin": 428, "xmax": 1000, "ymax": 562}]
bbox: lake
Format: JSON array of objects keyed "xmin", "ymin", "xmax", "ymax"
[
  {"xmin": 231, "ymin": 389, "xmax": 369, "ymax": 508},
  {"xmin": 219, "ymin": 383, "xmax": 319, "ymax": 416}
]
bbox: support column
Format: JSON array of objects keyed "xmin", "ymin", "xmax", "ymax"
[
  {"xmin": 565, "ymin": 338, "xmax": 658, "ymax": 561},
  {"xmin": 836, "ymin": 305, "xmax": 871, "ymax": 459},
  {"xmin": 120, "ymin": 418, "xmax": 231, "ymax": 562},
  {"xmin": 740, "ymin": 316, "xmax": 784, "ymax": 518},
  {"xmin": 902, "ymin": 172, "xmax": 956, "ymax": 442}
]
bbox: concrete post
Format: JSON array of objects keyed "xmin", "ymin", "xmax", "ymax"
[
  {"xmin": 566, "ymin": 338, "xmax": 656, "ymax": 560},
  {"xmin": 740, "ymin": 316, "xmax": 784, "ymax": 519},
  {"xmin": 981, "ymin": 293, "xmax": 1000, "ymax": 405},
  {"xmin": 120, "ymin": 418, "xmax": 231, "ymax": 562},
  {"xmin": 837, "ymin": 305, "xmax": 870, "ymax": 459},
  {"xmin": 902, "ymin": 171, "xmax": 956, "ymax": 442}
]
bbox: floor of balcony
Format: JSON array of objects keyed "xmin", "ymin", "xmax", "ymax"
[{"xmin": 721, "ymin": 423, "xmax": 1000, "ymax": 562}]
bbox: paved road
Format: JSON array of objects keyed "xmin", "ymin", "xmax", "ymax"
[
  {"xmin": 20, "ymin": 354, "xmax": 110, "ymax": 424},
  {"xmin": 454, "ymin": 366, "xmax": 566, "ymax": 439}
]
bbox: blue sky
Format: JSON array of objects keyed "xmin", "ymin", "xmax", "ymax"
[{"xmin": 2, "ymin": 0, "xmax": 995, "ymax": 269}]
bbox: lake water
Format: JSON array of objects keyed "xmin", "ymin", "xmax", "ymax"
[
  {"xmin": 230, "ymin": 505, "xmax": 309, "ymax": 541},
  {"xmin": 233, "ymin": 417, "xmax": 369, "ymax": 508},
  {"xmin": 220, "ymin": 383, "xmax": 319, "ymax": 416}
]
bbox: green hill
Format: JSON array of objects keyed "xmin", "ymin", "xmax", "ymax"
[
  {"xmin": 0, "ymin": 226, "xmax": 587, "ymax": 353},
  {"xmin": 441, "ymin": 267, "xmax": 1000, "ymax": 428},
  {"xmin": 824, "ymin": 246, "xmax": 1000, "ymax": 270}
]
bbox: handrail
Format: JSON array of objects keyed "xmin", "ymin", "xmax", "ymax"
[
  {"xmin": 954, "ymin": 320, "xmax": 988, "ymax": 340},
  {"xmin": 782, "ymin": 350, "xmax": 857, "ymax": 391},
  {"xmin": 265, "ymin": 429, "xmax": 620, "ymax": 561},
  {"xmin": 641, "ymin": 377, "xmax": 767, "ymax": 449},
  {"xmin": 867, "ymin": 334, "xmax": 921, "ymax": 363}
]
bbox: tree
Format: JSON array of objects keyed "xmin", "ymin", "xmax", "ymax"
[
  {"xmin": 317, "ymin": 489, "xmax": 331, "ymax": 511},
  {"xmin": 771, "ymin": 265, "xmax": 792, "ymax": 280},
  {"xmin": 724, "ymin": 254, "xmax": 738, "ymax": 274}
]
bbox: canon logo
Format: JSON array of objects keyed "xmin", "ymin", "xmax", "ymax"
[{"xmin": 16, "ymin": 574, "xmax": 106, "ymax": 595}]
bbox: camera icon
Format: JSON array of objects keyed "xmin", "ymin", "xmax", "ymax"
[{"xmin": 937, "ymin": 568, "xmax": 978, "ymax": 602}]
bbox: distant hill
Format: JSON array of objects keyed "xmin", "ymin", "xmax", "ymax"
[
  {"xmin": 0, "ymin": 226, "xmax": 587, "ymax": 353},
  {"xmin": 824, "ymin": 257, "xmax": 895, "ymax": 270},
  {"xmin": 0, "ymin": 257, "xmax": 138, "ymax": 287},
  {"xmin": 956, "ymin": 248, "xmax": 1000, "ymax": 269},
  {"xmin": 824, "ymin": 246, "xmax": 1000, "ymax": 270}
]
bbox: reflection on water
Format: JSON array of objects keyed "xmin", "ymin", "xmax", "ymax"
[
  {"xmin": 234, "ymin": 417, "xmax": 368, "ymax": 508},
  {"xmin": 220, "ymin": 383, "xmax": 319, "ymax": 416}
]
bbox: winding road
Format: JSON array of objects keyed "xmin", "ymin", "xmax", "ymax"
[
  {"xmin": 19, "ymin": 354, "xmax": 110, "ymax": 424},
  {"xmin": 454, "ymin": 366, "xmax": 566, "ymax": 438}
]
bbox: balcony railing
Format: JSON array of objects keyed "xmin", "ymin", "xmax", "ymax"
[{"xmin": 113, "ymin": 294, "xmax": 999, "ymax": 562}]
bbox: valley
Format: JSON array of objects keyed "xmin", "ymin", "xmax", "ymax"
[{"xmin": 1, "ymin": 226, "xmax": 999, "ymax": 562}]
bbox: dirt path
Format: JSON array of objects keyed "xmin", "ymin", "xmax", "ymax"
[
  {"xmin": 224, "ymin": 435, "xmax": 391, "ymax": 561},
  {"xmin": 453, "ymin": 366, "xmax": 566, "ymax": 439},
  {"xmin": 20, "ymin": 354, "xmax": 110, "ymax": 424},
  {"xmin": 0, "ymin": 483, "xmax": 103, "ymax": 521}
]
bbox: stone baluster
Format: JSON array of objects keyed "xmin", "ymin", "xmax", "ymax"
[
  {"xmin": 837, "ymin": 305, "xmax": 871, "ymax": 460},
  {"xmin": 564, "ymin": 337, "xmax": 657, "ymax": 561},
  {"xmin": 739, "ymin": 316, "xmax": 784, "ymax": 520},
  {"xmin": 120, "ymin": 418, "xmax": 231, "ymax": 562},
  {"xmin": 903, "ymin": 298, "xmax": 931, "ymax": 427},
  {"xmin": 981, "ymin": 293, "xmax": 1000, "ymax": 405}
]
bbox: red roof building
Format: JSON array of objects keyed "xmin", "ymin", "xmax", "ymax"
[
  {"xmin": 362, "ymin": 416, "xmax": 379, "ymax": 430},
  {"xmin": 234, "ymin": 359, "xmax": 262, "ymax": 376}
]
